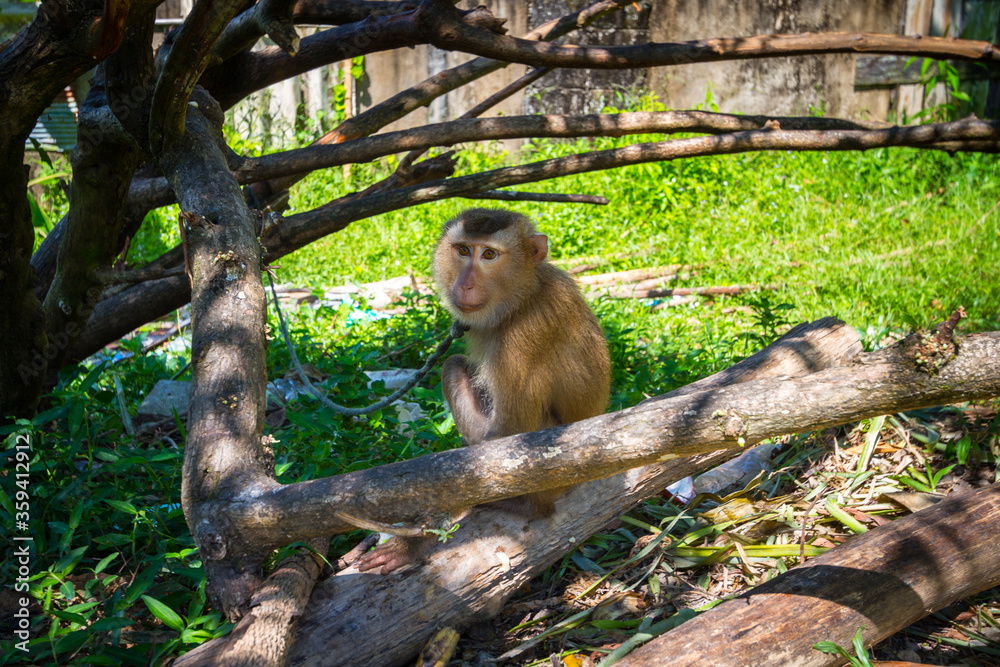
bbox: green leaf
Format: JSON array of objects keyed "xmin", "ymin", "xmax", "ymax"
[
  {"xmin": 49, "ymin": 609, "xmax": 88, "ymax": 625},
  {"xmin": 590, "ymin": 618, "xmax": 642, "ymax": 629},
  {"xmin": 104, "ymin": 499, "xmax": 138, "ymax": 515},
  {"xmin": 89, "ymin": 617, "xmax": 136, "ymax": 632},
  {"xmin": 0, "ymin": 488, "xmax": 15, "ymax": 517},
  {"xmin": 94, "ymin": 552, "xmax": 119, "ymax": 574},
  {"xmin": 79, "ymin": 361, "xmax": 108, "ymax": 393},
  {"xmin": 27, "ymin": 192, "xmax": 51, "ymax": 231},
  {"xmin": 956, "ymin": 435, "xmax": 972, "ymax": 465},
  {"xmin": 29, "ymin": 137, "xmax": 53, "ymax": 166},
  {"xmin": 141, "ymin": 595, "xmax": 185, "ymax": 631},
  {"xmin": 53, "ymin": 546, "xmax": 87, "ymax": 575},
  {"xmin": 123, "ymin": 558, "xmax": 163, "ymax": 604}
]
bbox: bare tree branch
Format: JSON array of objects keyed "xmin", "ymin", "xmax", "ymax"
[
  {"xmin": 291, "ymin": 0, "xmax": 416, "ymax": 26},
  {"xmin": 66, "ymin": 115, "xmax": 1000, "ymax": 361},
  {"xmin": 242, "ymin": 111, "xmax": 893, "ymax": 184},
  {"xmin": 394, "ymin": 65, "xmax": 554, "ymax": 175},
  {"xmin": 214, "ymin": 0, "xmax": 302, "ymax": 61},
  {"xmin": 40, "ymin": 18, "xmax": 153, "ymax": 374},
  {"xmin": 462, "ymin": 190, "xmax": 608, "ymax": 205},
  {"xmin": 114, "ymin": 110, "xmax": 891, "ymax": 226},
  {"xmin": 242, "ymin": 0, "xmax": 630, "ymax": 208},
  {"xmin": 264, "ymin": 116, "xmax": 1000, "ymax": 257},
  {"xmin": 148, "ymin": 0, "xmax": 247, "ymax": 153},
  {"xmin": 421, "ymin": 2, "xmax": 1000, "ymax": 70},
  {"xmin": 313, "ymin": 0, "xmax": 631, "ymax": 144},
  {"xmin": 158, "ymin": 90, "xmax": 275, "ymax": 618},
  {"xmin": 204, "ymin": 8, "xmax": 426, "ymax": 109},
  {"xmin": 215, "ymin": 327, "xmax": 999, "ymax": 550}
]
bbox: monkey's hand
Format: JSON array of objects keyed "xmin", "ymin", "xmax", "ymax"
[{"xmin": 354, "ymin": 536, "xmax": 427, "ymax": 576}]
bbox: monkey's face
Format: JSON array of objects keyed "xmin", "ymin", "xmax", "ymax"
[{"xmin": 433, "ymin": 218, "xmax": 548, "ymax": 329}]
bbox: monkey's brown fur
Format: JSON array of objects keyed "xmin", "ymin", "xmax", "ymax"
[{"xmin": 356, "ymin": 209, "xmax": 611, "ymax": 574}]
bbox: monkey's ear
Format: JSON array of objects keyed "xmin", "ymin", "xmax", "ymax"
[{"xmin": 528, "ymin": 234, "xmax": 548, "ymax": 265}]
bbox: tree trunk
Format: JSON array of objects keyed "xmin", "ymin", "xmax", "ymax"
[
  {"xmin": 159, "ymin": 90, "xmax": 276, "ymax": 619},
  {"xmin": 174, "ymin": 316, "xmax": 861, "ymax": 667},
  {"xmin": 616, "ymin": 482, "xmax": 1000, "ymax": 667}
]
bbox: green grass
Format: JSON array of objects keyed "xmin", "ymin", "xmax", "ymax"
[{"xmin": 280, "ymin": 138, "xmax": 1000, "ymax": 334}]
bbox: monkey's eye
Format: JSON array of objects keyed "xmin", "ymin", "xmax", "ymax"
[
  {"xmin": 457, "ymin": 245, "xmax": 472, "ymax": 257},
  {"xmin": 481, "ymin": 248, "xmax": 498, "ymax": 260}
]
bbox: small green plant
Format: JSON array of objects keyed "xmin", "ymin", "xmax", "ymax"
[
  {"xmin": 735, "ymin": 292, "xmax": 795, "ymax": 351},
  {"xmin": 893, "ymin": 460, "xmax": 957, "ymax": 493},
  {"xmin": 814, "ymin": 627, "xmax": 874, "ymax": 667},
  {"xmin": 906, "ymin": 57, "xmax": 972, "ymax": 122},
  {"xmin": 424, "ymin": 522, "xmax": 461, "ymax": 543}
]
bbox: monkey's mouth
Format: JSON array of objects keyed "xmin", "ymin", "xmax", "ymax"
[{"xmin": 455, "ymin": 303, "xmax": 484, "ymax": 313}]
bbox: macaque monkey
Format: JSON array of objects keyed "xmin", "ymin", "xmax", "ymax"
[{"xmin": 356, "ymin": 208, "xmax": 611, "ymax": 574}]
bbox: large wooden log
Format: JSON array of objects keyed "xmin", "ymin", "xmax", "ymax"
[
  {"xmin": 175, "ymin": 317, "xmax": 862, "ymax": 666},
  {"xmin": 616, "ymin": 481, "xmax": 1000, "ymax": 667}
]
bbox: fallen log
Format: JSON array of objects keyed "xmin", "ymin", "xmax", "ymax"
[
  {"xmin": 175, "ymin": 317, "xmax": 862, "ymax": 666},
  {"xmin": 615, "ymin": 481, "xmax": 1000, "ymax": 667},
  {"xmin": 598, "ymin": 284, "xmax": 780, "ymax": 300},
  {"xmin": 576, "ymin": 265, "xmax": 692, "ymax": 286}
]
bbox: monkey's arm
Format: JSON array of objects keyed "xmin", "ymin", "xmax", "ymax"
[{"xmin": 442, "ymin": 355, "xmax": 491, "ymax": 445}]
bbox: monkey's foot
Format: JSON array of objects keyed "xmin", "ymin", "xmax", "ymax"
[{"xmin": 354, "ymin": 537, "xmax": 420, "ymax": 576}]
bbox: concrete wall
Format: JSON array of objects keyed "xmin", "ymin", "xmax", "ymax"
[
  {"xmin": 231, "ymin": 0, "xmax": 997, "ymax": 146},
  {"xmin": 647, "ymin": 0, "xmax": 904, "ymax": 119},
  {"xmin": 363, "ymin": 0, "xmax": 529, "ymax": 136},
  {"xmin": 359, "ymin": 1, "xmax": 911, "ymax": 127}
]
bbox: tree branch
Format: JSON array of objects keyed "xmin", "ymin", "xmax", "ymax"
[
  {"xmin": 204, "ymin": 8, "xmax": 426, "ymax": 110},
  {"xmin": 157, "ymin": 89, "xmax": 276, "ymax": 618},
  {"xmin": 40, "ymin": 28, "xmax": 150, "ymax": 374},
  {"xmin": 217, "ymin": 326, "xmax": 998, "ymax": 549},
  {"xmin": 148, "ymin": 0, "xmax": 247, "ymax": 153},
  {"xmin": 422, "ymin": 2, "xmax": 1000, "ymax": 70},
  {"xmin": 241, "ymin": 0, "xmax": 630, "ymax": 208},
  {"xmin": 462, "ymin": 190, "xmax": 608, "ymax": 205},
  {"xmin": 242, "ymin": 111, "xmax": 893, "ymax": 184},
  {"xmin": 309, "ymin": 0, "xmax": 631, "ymax": 143},
  {"xmin": 615, "ymin": 483, "xmax": 1000, "ymax": 667},
  {"xmin": 291, "ymin": 0, "xmax": 417, "ymax": 26},
  {"xmin": 214, "ymin": 0, "xmax": 302, "ymax": 61},
  {"xmin": 167, "ymin": 316, "xmax": 862, "ymax": 667},
  {"xmin": 264, "ymin": 116, "xmax": 1000, "ymax": 257}
]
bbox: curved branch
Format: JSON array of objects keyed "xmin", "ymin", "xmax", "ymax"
[
  {"xmin": 242, "ymin": 111, "xmax": 893, "ymax": 184},
  {"xmin": 148, "ymin": 0, "xmax": 247, "ymax": 153},
  {"xmin": 113, "ymin": 109, "xmax": 895, "ymax": 248},
  {"xmin": 222, "ymin": 329, "xmax": 1000, "ymax": 548},
  {"xmin": 292, "ymin": 0, "xmax": 416, "ymax": 26},
  {"xmin": 463, "ymin": 191, "xmax": 608, "ymax": 205},
  {"xmin": 265, "ymin": 116, "xmax": 1000, "ymax": 255},
  {"xmin": 273, "ymin": 0, "xmax": 631, "ymax": 143},
  {"xmin": 204, "ymin": 9, "xmax": 424, "ymax": 110},
  {"xmin": 423, "ymin": 2, "xmax": 1000, "ymax": 69},
  {"xmin": 239, "ymin": 0, "xmax": 629, "ymax": 210},
  {"xmin": 214, "ymin": 0, "xmax": 302, "ymax": 61}
]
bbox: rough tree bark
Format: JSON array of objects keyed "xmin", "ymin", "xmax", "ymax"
[
  {"xmin": 174, "ymin": 316, "xmax": 862, "ymax": 666},
  {"xmin": 0, "ymin": 0, "xmax": 158, "ymax": 415},
  {"xmin": 158, "ymin": 90, "xmax": 277, "ymax": 618}
]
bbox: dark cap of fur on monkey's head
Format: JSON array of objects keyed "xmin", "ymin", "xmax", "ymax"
[{"xmin": 443, "ymin": 208, "xmax": 537, "ymax": 238}]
